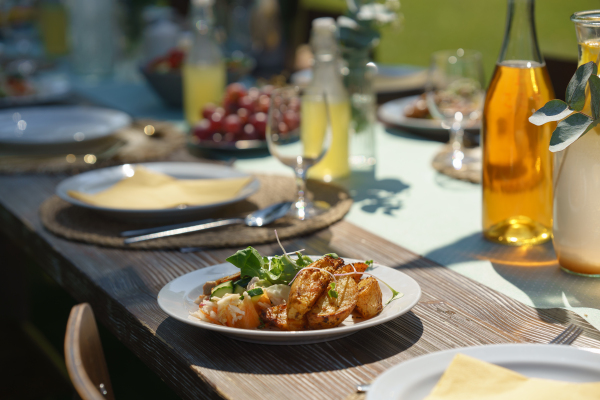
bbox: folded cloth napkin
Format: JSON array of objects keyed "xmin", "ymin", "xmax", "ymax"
[
  {"xmin": 68, "ymin": 166, "xmax": 253, "ymax": 209},
  {"xmin": 425, "ymin": 353, "xmax": 600, "ymax": 400}
]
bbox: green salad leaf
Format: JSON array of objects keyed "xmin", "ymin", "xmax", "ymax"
[
  {"xmin": 294, "ymin": 252, "xmax": 314, "ymax": 267},
  {"xmin": 226, "ymin": 246, "xmax": 310, "ymax": 285},
  {"xmin": 226, "ymin": 247, "xmax": 265, "ymax": 278},
  {"xmin": 263, "ymin": 256, "xmax": 299, "ymax": 284}
]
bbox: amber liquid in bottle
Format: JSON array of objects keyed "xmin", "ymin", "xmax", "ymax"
[{"xmin": 482, "ymin": 60, "xmax": 555, "ymax": 245}]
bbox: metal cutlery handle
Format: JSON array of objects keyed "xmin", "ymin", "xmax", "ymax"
[
  {"xmin": 121, "ymin": 218, "xmax": 216, "ymax": 237},
  {"xmin": 123, "ymin": 218, "xmax": 244, "ymax": 244}
]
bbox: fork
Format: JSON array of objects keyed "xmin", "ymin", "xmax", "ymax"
[
  {"xmin": 549, "ymin": 324, "xmax": 583, "ymax": 345},
  {"xmin": 355, "ymin": 324, "xmax": 584, "ymax": 394}
]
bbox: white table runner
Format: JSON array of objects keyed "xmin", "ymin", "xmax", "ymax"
[{"xmin": 235, "ymin": 126, "xmax": 600, "ymax": 331}]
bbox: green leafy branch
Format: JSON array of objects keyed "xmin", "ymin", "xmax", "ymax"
[{"xmin": 529, "ymin": 61, "xmax": 600, "ymax": 152}]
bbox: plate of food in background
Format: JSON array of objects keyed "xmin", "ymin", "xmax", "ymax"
[
  {"xmin": 158, "ymin": 246, "xmax": 422, "ymax": 345},
  {"xmin": 0, "ymin": 74, "xmax": 70, "ymax": 108},
  {"xmin": 378, "ymin": 94, "xmax": 481, "ymax": 144}
]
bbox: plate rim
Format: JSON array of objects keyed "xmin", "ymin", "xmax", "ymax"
[
  {"xmin": 187, "ymin": 137, "xmax": 268, "ymax": 152},
  {"xmin": 367, "ymin": 343, "xmax": 600, "ymax": 400},
  {"xmin": 157, "ymin": 257, "xmax": 422, "ymax": 339},
  {"xmin": 0, "ymin": 105, "xmax": 132, "ymax": 145},
  {"xmin": 55, "ymin": 161, "xmax": 260, "ymax": 214}
]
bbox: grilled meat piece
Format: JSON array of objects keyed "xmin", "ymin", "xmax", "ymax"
[
  {"xmin": 260, "ymin": 304, "xmax": 308, "ymax": 330},
  {"xmin": 286, "ymin": 255, "xmax": 341, "ymax": 330}
]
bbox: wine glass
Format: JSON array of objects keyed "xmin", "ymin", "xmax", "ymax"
[
  {"xmin": 266, "ymin": 86, "xmax": 332, "ymax": 220},
  {"xmin": 426, "ymin": 49, "xmax": 485, "ymax": 171}
]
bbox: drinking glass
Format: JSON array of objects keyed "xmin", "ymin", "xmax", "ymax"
[
  {"xmin": 266, "ymin": 86, "xmax": 332, "ymax": 220},
  {"xmin": 426, "ymin": 49, "xmax": 485, "ymax": 171}
]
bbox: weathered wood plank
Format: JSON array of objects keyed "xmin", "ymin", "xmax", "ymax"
[{"xmin": 1, "ymin": 173, "xmax": 599, "ymax": 400}]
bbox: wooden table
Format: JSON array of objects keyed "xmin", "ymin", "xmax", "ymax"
[{"xmin": 2, "ymin": 173, "xmax": 600, "ymax": 400}]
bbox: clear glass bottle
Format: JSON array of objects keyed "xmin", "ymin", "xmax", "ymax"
[
  {"xmin": 306, "ymin": 17, "xmax": 351, "ymax": 182},
  {"xmin": 68, "ymin": 0, "xmax": 115, "ymax": 76},
  {"xmin": 343, "ymin": 47, "xmax": 377, "ymax": 172},
  {"xmin": 553, "ymin": 10, "xmax": 600, "ymax": 276},
  {"xmin": 182, "ymin": 0, "xmax": 226, "ymax": 126},
  {"xmin": 481, "ymin": 0, "xmax": 555, "ymax": 246}
]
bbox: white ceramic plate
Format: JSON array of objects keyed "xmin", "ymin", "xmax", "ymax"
[
  {"xmin": 0, "ymin": 106, "xmax": 131, "ymax": 154},
  {"xmin": 367, "ymin": 344, "xmax": 600, "ymax": 400},
  {"xmin": 157, "ymin": 257, "xmax": 422, "ymax": 345},
  {"xmin": 378, "ymin": 95, "xmax": 481, "ymax": 139},
  {"xmin": 56, "ymin": 162, "xmax": 260, "ymax": 222}
]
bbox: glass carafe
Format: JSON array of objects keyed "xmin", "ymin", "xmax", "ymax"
[
  {"xmin": 552, "ymin": 10, "xmax": 600, "ymax": 276},
  {"xmin": 481, "ymin": 0, "xmax": 555, "ymax": 246}
]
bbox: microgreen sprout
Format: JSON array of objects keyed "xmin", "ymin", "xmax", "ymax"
[
  {"xmin": 275, "ymin": 229, "xmax": 300, "ymax": 268},
  {"xmin": 285, "ymin": 249, "xmax": 305, "ymax": 255},
  {"xmin": 325, "ymin": 253, "xmax": 339, "ymax": 259}
]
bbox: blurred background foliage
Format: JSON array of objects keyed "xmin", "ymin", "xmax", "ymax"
[{"xmin": 301, "ymin": 0, "xmax": 596, "ymax": 81}]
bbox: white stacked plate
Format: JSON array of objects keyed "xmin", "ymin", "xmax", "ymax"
[{"xmin": 0, "ymin": 106, "xmax": 131, "ymax": 155}]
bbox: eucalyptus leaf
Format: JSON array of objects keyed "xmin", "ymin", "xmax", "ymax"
[
  {"xmin": 549, "ymin": 112, "xmax": 596, "ymax": 152},
  {"xmin": 529, "ymin": 99, "xmax": 572, "ymax": 125},
  {"xmin": 589, "ymin": 74, "xmax": 600, "ymax": 120},
  {"xmin": 565, "ymin": 61, "xmax": 598, "ymax": 111}
]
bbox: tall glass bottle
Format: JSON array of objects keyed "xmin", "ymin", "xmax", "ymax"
[
  {"xmin": 183, "ymin": 0, "xmax": 226, "ymax": 126},
  {"xmin": 482, "ymin": 0, "xmax": 555, "ymax": 246},
  {"xmin": 306, "ymin": 18, "xmax": 351, "ymax": 181}
]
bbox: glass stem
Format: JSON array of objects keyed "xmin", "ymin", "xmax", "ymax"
[
  {"xmin": 449, "ymin": 123, "xmax": 466, "ymax": 170},
  {"xmin": 294, "ymin": 168, "xmax": 308, "ymax": 220},
  {"xmin": 450, "ymin": 125, "xmax": 465, "ymax": 153}
]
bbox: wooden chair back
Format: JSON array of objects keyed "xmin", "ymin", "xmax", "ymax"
[{"xmin": 65, "ymin": 303, "xmax": 115, "ymax": 400}]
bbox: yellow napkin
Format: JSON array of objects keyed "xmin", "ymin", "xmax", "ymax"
[
  {"xmin": 68, "ymin": 166, "xmax": 252, "ymax": 209},
  {"xmin": 425, "ymin": 354, "xmax": 600, "ymax": 400}
]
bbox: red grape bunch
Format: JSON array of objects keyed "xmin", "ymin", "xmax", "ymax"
[{"xmin": 192, "ymin": 83, "xmax": 300, "ymax": 144}]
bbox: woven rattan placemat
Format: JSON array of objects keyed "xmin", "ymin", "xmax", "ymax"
[
  {"xmin": 39, "ymin": 174, "xmax": 352, "ymax": 250},
  {"xmin": 0, "ymin": 119, "xmax": 185, "ymax": 174},
  {"xmin": 431, "ymin": 144, "xmax": 481, "ymax": 184}
]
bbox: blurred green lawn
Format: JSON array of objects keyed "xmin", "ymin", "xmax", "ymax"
[{"xmin": 302, "ymin": 0, "xmax": 598, "ymax": 81}]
